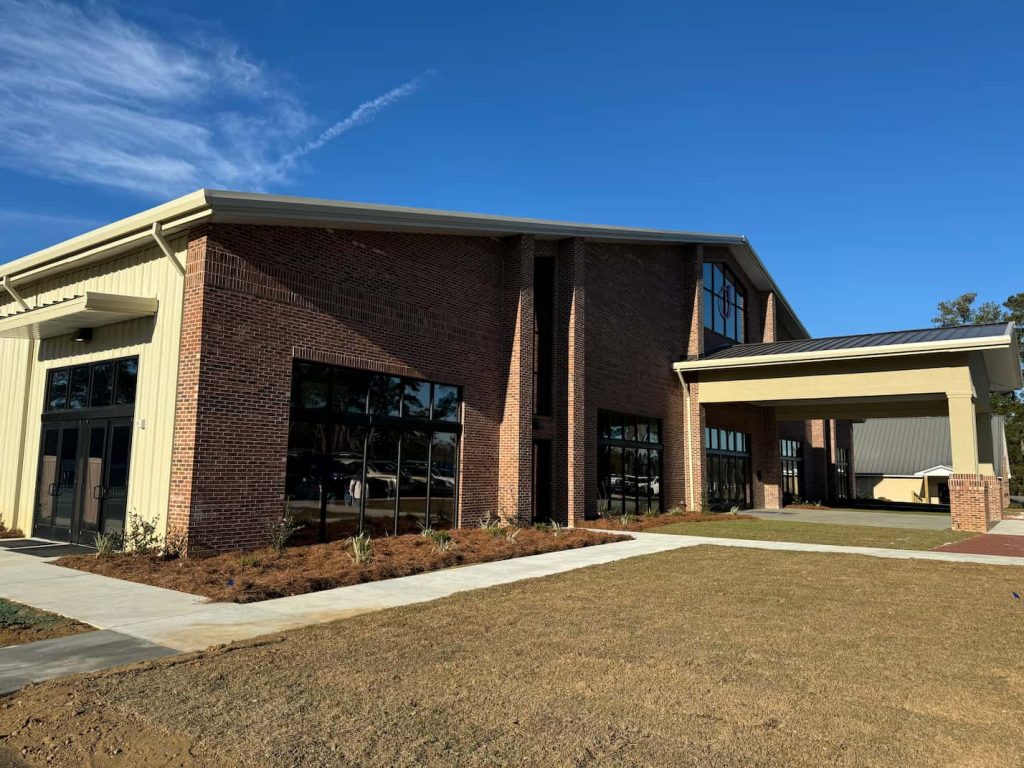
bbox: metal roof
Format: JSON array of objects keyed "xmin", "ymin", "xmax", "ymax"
[
  {"xmin": 853, "ymin": 416, "xmax": 1007, "ymax": 476},
  {"xmin": 703, "ymin": 323, "xmax": 1012, "ymax": 360},
  {"xmin": 0, "ymin": 189, "xmax": 809, "ymax": 340}
]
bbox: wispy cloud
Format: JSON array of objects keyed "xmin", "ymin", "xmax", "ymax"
[{"xmin": 0, "ymin": 0, "xmax": 432, "ymax": 198}]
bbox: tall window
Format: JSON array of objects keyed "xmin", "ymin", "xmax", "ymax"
[
  {"xmin": 597, "ymin": 410, "xmax": 662, "ymax": 516},
  {"xmin": 836, "ymin": 447, "xmax": 851, "ymax": 501},
  {"xmin": 533, "ymin": 257, "xmax": 554, "ymax": 416},
  {"xmin": 705, "ymin": 427, "xmax": 751, "ymax": 510},
  {"xmin": 287, "ymin": 361, "xmax": 461, "ymax": 541},
  {"xmin": 780, "ymin": 438, "xmax": 804, "ymax": 502},
  {"xmin": 703, "ymin": 262, "xmax": 745, "ymax": 342}
]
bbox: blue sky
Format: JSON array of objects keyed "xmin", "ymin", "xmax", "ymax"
[{"xmin": 0, "ymin": 0, "xmax": 1020, "ymax": 337}]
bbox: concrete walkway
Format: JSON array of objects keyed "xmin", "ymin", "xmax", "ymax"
[
  {"xmin": 748, "ymin": 507, "xmax": 951, "ymax": 530},
  {"xmin": 0, "ymin": 630, "xmax": 175, "ymax": 694},
  {"xmin": 2, "ymin": 529, "xmax": 1023, "ymax": 692}
]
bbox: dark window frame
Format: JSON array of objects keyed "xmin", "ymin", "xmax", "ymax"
[
  {"xmin": 703, "ymin": 262, "xmax": 746, "ymax": 343},
  {"xmin": 597, "ymin": 409, "xmax": 664, "ymax": 517},
  {"xmin": 43, "ymin": 356, "xmax": 139, "ymax": 420},
  {"xmin": 704, "ymin": 427, "xmax": 752, "ymax": 510},
  {"xmin": 780, "ymin": 438, "xmax": 804, "ymax": 501},
  {"xmin": 533, "ymin": 256, "xmax": 555, "ymax": 416},
  {"xmin": 288, "ymin": 360, "xmax": 463, "ymax": 540}
]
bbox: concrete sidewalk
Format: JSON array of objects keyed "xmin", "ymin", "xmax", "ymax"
[
  {"xmin": 0, "ymin": 630, "xmax": 175, "ymax": 694},
  {"xmin": 2, "ymin": 529, "xmax": 1023, "ymax": 692}
]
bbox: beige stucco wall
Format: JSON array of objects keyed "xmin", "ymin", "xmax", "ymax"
[
  {"xmin": 855, "ymin": 475, "xmax": 947, "ymax": 504},
  {"xmin": 0, "ymin": 238, "xmax": 186, "ymax": 536}
]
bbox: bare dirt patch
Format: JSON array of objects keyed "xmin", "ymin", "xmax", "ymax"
[
  {"xmin": 0, "ymin": 599, "xmax": 93, "ymax": 648},
  {"xmin": 54, "ymin": 528, "xmax": 627, "ymax": 603},
  {"xmin": 588, "ymin": 511, "xmax": 756, "ymax": 531},
  {"xmin": 1, "ymin": 547, "xmax": 1022, "ymax": 767}
]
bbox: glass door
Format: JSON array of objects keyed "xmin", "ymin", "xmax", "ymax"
[
  {"xmin": 96, "ymin": 418, "xmax": 133, "ymax": 540},
  {"xmin": 34, "ymin": 424, "xmax": 81, "ymax": 542}
]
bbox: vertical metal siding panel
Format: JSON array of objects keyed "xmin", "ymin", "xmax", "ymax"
[
  {"xmin": 7, "ymin": 238, "xmax": 186, "ymax": 537},
  {"xmin": 0, "ymin": 327, "xmax": 33, "ymax": 532}
]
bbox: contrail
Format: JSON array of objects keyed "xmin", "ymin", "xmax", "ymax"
[{"xmin": 278, "ymin": 70, "xmax": 435, "ymax": 166}]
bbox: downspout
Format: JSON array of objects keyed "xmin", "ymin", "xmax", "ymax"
[
  {"xmin": 678, "ymin": 368, "xmax": 696, "ymax": 513},
  {"xmin": 150, "ymin": 219, "xmax": 186, "ymax": 541},
  {"xmin": 151, "ymin": 222, "xmax": 186, "ymax": 276},
  {"xmin": 1, "ymin": 275, "xmax": 29, "ymax": 310},
  {"xmin": 1, "ymin": 275, "xmax": 35, "ymax": 534}
]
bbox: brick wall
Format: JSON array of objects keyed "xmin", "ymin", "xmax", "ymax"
[
  {"xmin": 950, "ymin": 474, "xmax": 993, "ymax": 532},
  {"xmin": 170, "ymin": 224, "xmax": 511, "ymax": 550},
  {"xmin": 704, "ymin": 403, "xmax": 781, "ymax": 509},
  {"xmin": 583, "ymin": 241, "xmax": 695, "ymax": 516}
]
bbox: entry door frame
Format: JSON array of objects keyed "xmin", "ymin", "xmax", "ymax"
[{"xmin": 35, "ymin": 405, "xmax": 135, "ymax": 544}]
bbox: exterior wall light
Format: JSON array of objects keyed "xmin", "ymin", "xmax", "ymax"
[{"xmin": 71, "ymin": 328, "xmax": 93, "ymax": 343}]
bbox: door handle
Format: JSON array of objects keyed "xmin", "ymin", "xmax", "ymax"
[
  {"xmin": 48, "ymin": 483, "xmax": 59, "ymax": 497},
  {"xmin": 92, "ymin": 485, "xmax": 104, "ymax": 500}
]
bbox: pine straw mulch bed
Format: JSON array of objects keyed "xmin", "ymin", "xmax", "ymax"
[
  {"xmin": 587, "ymin": 511, "xmax": 758, "ymax": 532},
  {"xmin": 53, "ymin": 528, "xmax": 630, "ymax": 604},
  {"xmin": 0, "ymin": 524, "xmax": 25, "ymax": 539}
]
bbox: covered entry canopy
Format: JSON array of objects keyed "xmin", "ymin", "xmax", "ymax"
[{"xmin": 674, "ymin": 323, "xmax": 1021, "ymax": 530}]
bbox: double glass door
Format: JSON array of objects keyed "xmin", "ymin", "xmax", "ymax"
[{"xmin": 35, "ymin": 417, "xmax": 133, "ymax": 544}]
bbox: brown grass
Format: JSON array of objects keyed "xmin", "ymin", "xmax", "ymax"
[
  {"xmin": 2, "ymin": 546, "xmax": 1022, "ymax": 767},
  {"xmin": 54, "ymin": 528, "xmax": 627, "ymax": 603},
  {"xmin": 588, "ymin": 510, "xmax": 757, "ymax": 531}
]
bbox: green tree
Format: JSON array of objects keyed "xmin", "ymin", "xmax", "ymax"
[{"xmin": 933, "ymin": 292, "xmax": 1024, "ymax": 495}]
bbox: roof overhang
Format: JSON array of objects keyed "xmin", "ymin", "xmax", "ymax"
[
  {"xmin": 0, "ymin": 292, "xmax": 158, "ymax": 340},
  {"xmin": 0, "ymin": 189, "xmax": 809, "ymax": 339},
  {"xmin": 915, "ymin": 465, "xmax": 954, "ymax": 477},
  {"xmin": 676, "ymin": 323, "xmax": 1022, "ymax": 394}
]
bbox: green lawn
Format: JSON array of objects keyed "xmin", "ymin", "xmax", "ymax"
[{"xmin": 649, "ymin": 518, "xmax": 976, "ymax": 550}]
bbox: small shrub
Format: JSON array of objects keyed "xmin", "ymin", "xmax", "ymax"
[
  {"xmin": 533, "ymin": 522, "xmax": 552, "ymax": 533},
  {"xmin": 124, "ymin": 511, "xmax": 161, "ymax": 555},
  {"xmin": 549, "ymin": 520, "xmax": 564, "ymax": 537},
  {"xmin": 643, "ymin": 507, "xmax": 658, "ymax": 518},
  {"xmin": 813, "ymin": 500, "xmax": 824, "ymax": 509},
  {"xmin": 504, "ymin": 527, "xmax": 521, "ymax": 544},
  {"xmin": 729, "ymin": 505, "xmax": 741, "ymax": 515},
  {"xmin": 618, "ymin": 513, "xmax": 637, "ymax": 527},
  {"xmin": 668, "ymin": 506, "xmax": 685, "ymax": 516},
  {"xmin": 418, "ymin": 521, "xmax": 435, "ymax": 538},
  {"xmin": 238, "ymin": 552, "xmax": 263, "ymax": 568},
  {"xmin": 162, "ymin": 527, "xmax": 188, "ymax": 560},
  {"xmin": 347, "ymin": 533, "xmax": 373, "ymax": 565},
  {"xmin": 265, "ymin": 511, "xmax": 300, "ymax": 555},
  {"xmin": 478, "ymin": 515, "xmax": 502, "ymax": 533},
  {"xmin": 94, "ymin": 531, "xmax": 122, "ymax": 556},
  {"xmin": 428, "ymin": 530, "xmax": 454, "ymax": 553}
]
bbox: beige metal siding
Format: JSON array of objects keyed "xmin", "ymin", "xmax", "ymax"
[{"xmin": 0, "ymin": 238, "xmax": 186, "ymax": 536}]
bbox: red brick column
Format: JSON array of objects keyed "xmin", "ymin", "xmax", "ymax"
[
  {"xmin": 167, "ymin": 232, "xmax": 208, "ymax": 549},
  {"xmin": 682, "ymin": 246, "xmax": 705, "ymax": 512},
  {"xmin": 756, "ymin": 407, "xmax": 782, "ymax": 509},
  {"xmin": 982, "ymin": 475, "xmax": 1004, "ymax": 525},
  {"xmin": 949, "ymin": 474, "xmax": 992, "ymax": 532},
  {"xmin": 498, "ymin": 235, "xmax": 535, "ymax": 525},
  {"xmin": 563, "ymin": 238, "xmax": 587, "ymax": 527},
  {"xmin": 762, "ymin": 291, "xmax": 777, "ymax": 343}
]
